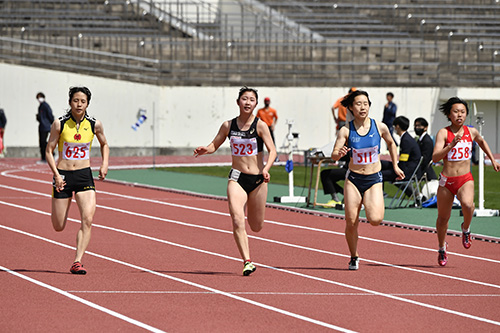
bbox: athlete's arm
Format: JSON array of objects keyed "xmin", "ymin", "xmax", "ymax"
[
  {"xmin": 470, "ymin": 127, "xmax": 500, "ymax": 172},
  {"xmin": 379, "ymin": 121, "xmax": 405, "ymax": 180},
  {"xmin": 95, "ymin": 119, "xmax": 109, "ymax": 180},
  {"xmin": 331, "ymin": 126, "xmax": 350, "ymax": 161},
  {"xmin": 257, "ymin": 119, "xmax": 276, "ymax": 182},
  {"xmin": 193, "ymin": 121, "xmax": 229, "ymax": 157},
  {"xmin": 432, "ymin": 128, "xmax": 460, "ymax": 163},
  {"xmin": 46, "ymin": 119, "xmax": 65, "ymax": 191}
]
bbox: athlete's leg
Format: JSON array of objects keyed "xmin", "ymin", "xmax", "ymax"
[
  {"xmin": 343, "ymin": 179, "xmax": 363, "ymax": 258},
  {"xmin": 362, "ymin": 182, "xmax": 385, "ymax": 226},
  {"xmin": 73, "ymin": 190, "xmax": 96, "ymax": 263},
  {"xmin": 246, "ymin": 182, "xmax": 268, "ymax": 233},
  {"xmin": 457, "ymin": 181, "xmax": 475, "ymax": 231},
  {"xmin": 227, "ymin": 181, "xmax": 250, "ymax": 261},
  {"xmin": 51, "ymin": 197, "xmax": 72, "ymax": 231},
  {"xmin": 435, "ymin": 186, "xmax": 454, "ymax": 248}
]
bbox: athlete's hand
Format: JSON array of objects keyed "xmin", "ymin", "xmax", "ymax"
[
  {"xmin": 492, "ymin": 160, "xmax": 500, "ymax": 172},
  {"xmin": 394, "ymin": 166, "xmax": 405, "ymax": 181},
  {"xmin": 450, "ymin": 133, "xmax": 462, "ymax": 147},
  {"xmin": 54, "ymin": 174, "xmax": 66, "ymax": 192},
  {"xmin": 98, "ymin": 166, "xmax": 108, "ymax": 181},
  {"xmin": 338, "ymin": 146, "xmax": 351, "ymax": 158},
  {"xmin": 263, "ymin": 170, "xmax": 270, "ymax": 183},
  {"xmin": 193, "ymin": 146, "xmax": 208, "ymax": 157}
]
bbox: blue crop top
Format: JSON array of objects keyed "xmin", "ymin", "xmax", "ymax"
[{"xmin": 348, "ymin": 118, "xmax": 381, "ymax": 165}]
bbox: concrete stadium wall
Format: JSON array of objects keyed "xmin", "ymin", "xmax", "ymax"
[{"xmin": 0, "ymin": 63, "xmax": 499, "ymax": 157}]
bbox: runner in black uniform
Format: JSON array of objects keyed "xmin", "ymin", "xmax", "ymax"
[
  {"xmin": 227, "ymin": 117, "xmax": 265, "ymax": 194},
  {"xmin": 194, "ymin": 87, "xmax": 277, "ymax": 276}
]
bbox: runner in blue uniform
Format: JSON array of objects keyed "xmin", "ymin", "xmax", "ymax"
[
  {"xmin": 193, "ymin": 87, "xmax": 277, "ymax": 276},
  {"xmin": 331, "ymin": 90, "xmax": 404, "ymax": 270}
]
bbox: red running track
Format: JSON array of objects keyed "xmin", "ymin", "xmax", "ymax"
[{"xmin": 1, "ymin": 158, "xmax": 500, "ymax": 332}]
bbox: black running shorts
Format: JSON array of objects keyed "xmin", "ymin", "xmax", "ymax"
[{"xmin": 52, "ymin": 167, "xmax": 95, "ymax": 199}]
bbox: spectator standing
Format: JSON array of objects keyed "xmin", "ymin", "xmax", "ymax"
[
  {"xmin": 332, "ymin": 87, "xmax": 356, "ymax": 134},
  {"xmin": 256, "ymin": 97, "xmax": 278, "ymax": 144},
  {"xmin": 382, "ymin": 92, "xmax": 397, "ymax": 145},
  {"xmin": 414, "ymin": 117, "xmax": 437, "ymax": 180},
  {"xmin": 36, "ymin": 92, "xmax": 54, "ymax": 163},
  {"xmin": 0, "ymin": 107, "xmax": 6, "ymax": 157}
]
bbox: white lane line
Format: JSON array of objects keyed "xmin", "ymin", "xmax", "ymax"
[
  {"xmin": 1, "ymin": 184, "xmax": 500, "ymax": 290},
  {"xmin": 2, "ymin": 170, "xmax": 498, "ymax": 264},
  {"xmin": 96, "ymin": 190, "xmax": 500, "ymax": 263},
  {"xmin": 0, "ymin": 265, "xmax": 165, "ymax": 333},
  {"xmin": 68, "ymin": 291, "xmax": 500, "ymax": 297},
  {"xmin": 0, "ymin": 223, "xmax": 355, "ymax": 333},
  {"xmin": 2, "ymin": 201, "xmax": 500, "ymax": 328},
  {"xmin": 1, "ymin": 171, "xmax": 499, "ymax": 266}
]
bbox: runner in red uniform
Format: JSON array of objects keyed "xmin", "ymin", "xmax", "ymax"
[{"xmin": 432, "ymin": 97, "xmax": 499, "ymax": 266}]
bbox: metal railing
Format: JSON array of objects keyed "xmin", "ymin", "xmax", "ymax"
[{"xmin": 0, "ymin": 0, "xmax": 499, "ymax": 87}]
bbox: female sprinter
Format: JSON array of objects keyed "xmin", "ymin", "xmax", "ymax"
[
  {"xmin": 193, "ymin": 87, "xmax": 276, "ymax": 276},
  {"xmin": 432, "ymin": 97, "xmax": 499, "ymax": 266},
  {"xmin": 331, "ymin": 90, "xmax": 404, "ymax": 270},
  {"xmin": 46, "ymin": 87, "xmax": 109, "ymax": 274}
]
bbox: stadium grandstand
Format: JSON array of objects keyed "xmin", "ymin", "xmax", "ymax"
[{"xmin": 1, "ymin": 0, "xmax": 499, "ymax": 87}]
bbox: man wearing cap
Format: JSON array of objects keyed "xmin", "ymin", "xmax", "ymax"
[
  {"xmin": 332, "ymin": 87, "xmax": 356, "ymax": 134},
  {"xmin": 256, "ymin": 97, "xmax": 278, "ymax": 144}
]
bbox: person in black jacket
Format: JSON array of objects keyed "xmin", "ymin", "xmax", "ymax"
[
  {"xmin": 414, "ymin": 117, "xmax": 437, "ymax": 180},
  {"xmin": 382, "ymin": 116, "xmax": 421, "ymax": 196},
  {"xmin": 36, "ymin": 92, "xmax": 54, "ymax": 163}
]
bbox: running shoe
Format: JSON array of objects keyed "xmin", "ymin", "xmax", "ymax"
[
  {"xmin": 242, "ymin": 261, "xmax": 256, "ymax": 276},
  {"xmin": 348, "ymin": 257, "xmax": 359, "ymax": 270},
  {"xmin": 437, "ymin": 244, "xmax": 448, "ymax": 267},
  {"xmin": 461, "ymin": 223, "xmax": 472, "ymax": 249},
  {"xmin": 70, "ymin": 261, "xmax": 87, "ymax": 275}
]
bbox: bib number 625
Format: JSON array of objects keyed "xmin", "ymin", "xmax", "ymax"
[{"xmin": 63, "ymin": 142, "xmax": 90, "ymax": 160}]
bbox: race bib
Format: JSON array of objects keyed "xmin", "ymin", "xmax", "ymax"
[
  {"xmin": 62, "ymin": 142, "xmax": 90, "ymax": 160},
  {"xmin": 228, "ymin": 168, "xmax": 241, "ymax": 182},
  {"xmin": 447, "ymin": 141, "xmax": 472, "ymax": 161},
  {"xmin": 230, "ymin": 136, "xmax": 258, "ymax": 157},
  {"xmin": 438, "ymin": 174, "xmax": 448, "ymax": 187},
  {"xmin": 352, "ymin": 146, "xmax": 379, "ymax": 165}
]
